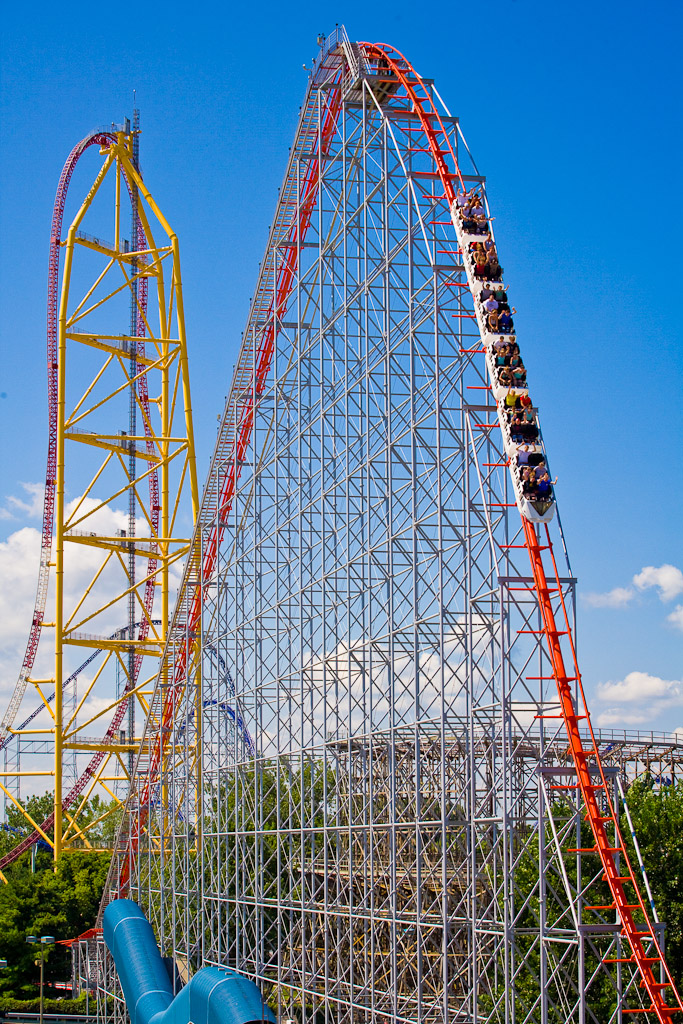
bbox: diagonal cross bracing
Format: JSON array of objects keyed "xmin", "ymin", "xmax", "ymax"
[{"xmin": 99, "ymin": 29, "xmax": 682, "ymax": 1024}]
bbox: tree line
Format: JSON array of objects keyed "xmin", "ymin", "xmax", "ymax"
[
  {"xmin": 0, "ymin": 777, "xmax": 680, "ymax": 1016},
  {"xmin": 0, "ymin": 793, "xmax": 117, "ymax": 1005}
]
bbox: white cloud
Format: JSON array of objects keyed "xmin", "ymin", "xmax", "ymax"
[
  {"xmin": 250, "ymin": 615, "xmax": 500, "ymax": 756},
  {"xmin": 0, "ymin": 482, "xmax": 44, "ymax": 521},
  {"xmin": 0, "ymin": 525, "xmax": 45, "ymax": 680},
  {"xmin": 594, "ymin": 671, "xmax": 683, "ymax": 730},
  {"xmin": 583, "ymin": 586, "xmax": 634, "ymax": 609},
  {"xmin": 597, "ymin": 671, "xmax": 683, "ymax": 705},
  {"xmin": 510, "ymin": 701, "xmax": 563, "ymax": 730},
  {"xmin": 595, "ymin": 707, "xmax": 653, "ymax": 728},
  {"xmin": 666, "ymin": 605, "xmax": 683, "ymax": 632},
  {"xmin": 582, "ymin": 565, "xmax": 683, "ymax": 631},
  {"xmin": 0, "ymin": 494, "xmax": 180, "ymax": 712},
  {"xmin": 633, "ymin": 564, "xmax": 683, "ymax": 603}
]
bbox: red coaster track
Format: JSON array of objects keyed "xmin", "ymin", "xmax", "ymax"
[
  {"xmin": 359, "ymin": 41, "xmax": 682, "ymax": 1021},
  {"xmin": 107, "ymin": 38, "xmax": 680, "ymax": 1020}
]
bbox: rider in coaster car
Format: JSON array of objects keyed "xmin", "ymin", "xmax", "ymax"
[
  {"xmin": 512, "ymin": 364, "xmax": 527, "ymax": 386},
  {"xmin": 504, "ymin": 387, "xmax": 519, "ymax": 411},
  {"xmin": 510, "ymin": 414, "xmax": 525, "ymax": 443},
  {"xmin": 499, "ymin": 307, "xmax": 516, "ymax": 333},
  {"xmin": 475, "ymin": 252, "xmax": 490, "ymax": 278},
  {"xmin": 470, "ymin": 198, "xmax": 487, "ymax": 231},
  {"xmin": 455, "ymin": 189, "xmax": 473, "ymax": 216},
  {"xmin": 487, "ymin": 255, "xmax": 502, "ymax": 279},
  {"xmin": 483, "ymin": 292, "xmax": 499, "ymax": 315},
  {"xmin": 523, "ymin": 470, "xmax": 539, "ymax": 497},
  {"xmin": 536, "ymin": 470, "xmax": 557, "ymax": 498}
]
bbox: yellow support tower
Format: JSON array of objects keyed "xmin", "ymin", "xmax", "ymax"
[{"xmin": 2, "ymin": 123, "xmax": 198, "ymax": 863}]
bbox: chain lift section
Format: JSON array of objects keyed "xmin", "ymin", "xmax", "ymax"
[{"xmin": 108, "ymin": 50, "xmax": 346, "ymax": 897}]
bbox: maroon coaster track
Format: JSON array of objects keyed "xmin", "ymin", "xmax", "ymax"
[{"xmin": 0, "ymin": 131, "xmax": 159, "ymax": 871}]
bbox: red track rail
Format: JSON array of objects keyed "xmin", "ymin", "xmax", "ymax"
[
  {"xmin": 361, "ymin": 43, "xmax": 682, "ymax": 1019},
  {"xmin": 0, "ymin": 134, "xmax": 158, "ymax": 870},
  {"xmin": 115, "ymin": 42, "xmax": 682, "ymax": 1018},
  {"xmin": 118, "ymin": 78, "xmax": 345, "ymax": 891},
  {"xmin": 0, "ymin": 131, "xmax": 115, "ymax": 750},
  {"xmin": 524, "ymin": 519, "xmax": 681, "ymax": 1018}
]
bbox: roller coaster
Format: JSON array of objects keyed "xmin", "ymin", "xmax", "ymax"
[
  {"xmin": 0, "ymin": 118, "xmax": 199, "ymax": 863},
  {"xmin": 3, "ymin": 26, "xmax": 682, "ymax": 1024}
]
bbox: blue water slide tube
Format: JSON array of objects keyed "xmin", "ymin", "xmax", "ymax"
[{"xmin": 103, "ymin": 899, "xmax": 276, "ymax": 1024}]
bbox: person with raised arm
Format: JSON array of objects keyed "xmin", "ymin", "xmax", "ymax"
[
  {"xmin": 499, "ymin": 307, "xmax": 516, "ymax": 333},
  {"xmin": 504, "ymin": 386, "xmax": 518, "ymax": 412},
  {"xmin": 536, "ymin": 470, "xmax": 558, "ymax": 498},
  {"xmin": 512, "ymin": 363, "xmax": 527, "ymax": 386}
]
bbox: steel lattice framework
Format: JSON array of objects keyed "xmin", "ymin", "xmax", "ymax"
[
  {"xmin": 99, "ymin": 30, "xmax": 682, "ymax": 1024},
  {"xmin": 0, "ymin": 123, "xmax": 198, "ymax": 865}
]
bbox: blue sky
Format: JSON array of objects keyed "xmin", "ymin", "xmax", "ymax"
[{"xmin": 0, "ymin": 0, "xmax": 681, "ymax": 734}]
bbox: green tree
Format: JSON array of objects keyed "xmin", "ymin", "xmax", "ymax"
[
  {"xmin": 493, "ymin": 802, "xmax": 617, "ymax": 1023},
  {"xmin": 0, "ymin": 792, "xmax": 123, "ymax": 863},
  {"xmin": 0, "ymin": 793, "xmax": 55, "ymax": 859},
  {"xmin": 621, "ymin": 777, "xmax": 683, "ymax": 991},
  {"xmin": 0, "ymin": 848, "xmax": 109, "ymax": 999}
]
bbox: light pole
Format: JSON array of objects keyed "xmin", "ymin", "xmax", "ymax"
[{"xmin": 26, "ymin": 935, "xmax": 54, "ymax": 1024}]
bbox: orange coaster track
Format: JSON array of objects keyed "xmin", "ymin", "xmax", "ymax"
[
  {"xmin": 112, "ymin": 37, "xmax": 681, "ymax": 1021},
  {"xmin": 361, "ymin": 41, "xmax": 681, "ymax": 1021}
]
